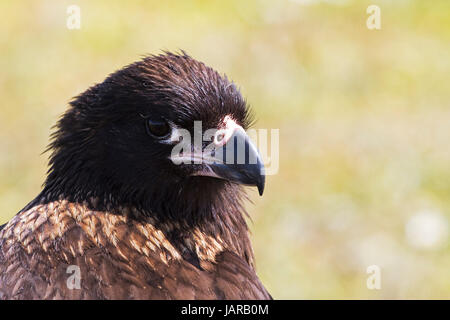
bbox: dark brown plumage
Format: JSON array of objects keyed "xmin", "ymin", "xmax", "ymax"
[{"xmin": 0, "ymin": 52, "xmax": 270, "ymax": 300}]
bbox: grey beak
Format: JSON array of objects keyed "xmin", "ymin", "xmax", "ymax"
[{"xmin": 194, "ymin": 128, "xmax": 266, "ymax": 196}]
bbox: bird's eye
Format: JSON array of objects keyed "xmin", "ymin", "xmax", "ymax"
[{"xmin": 146, "ymin": 119, "xmax": 171, "ymax": 138}]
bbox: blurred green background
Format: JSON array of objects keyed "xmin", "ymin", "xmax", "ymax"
[{"xmin": 1, "ymin": 0, "xmax": 449, "ymax": 299}]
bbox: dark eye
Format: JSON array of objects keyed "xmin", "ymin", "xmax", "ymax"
[{"xmin": 146, "ymin": 119, "xmax": 171, "ymax": 138}]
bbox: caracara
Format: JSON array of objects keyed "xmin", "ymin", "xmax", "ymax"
[{"xmin": 0, "ymin": 52, "xmax": 270, "ymax": 300}]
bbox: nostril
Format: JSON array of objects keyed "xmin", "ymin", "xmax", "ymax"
[{"xmin": 215, "ymin": 132, "xmax": 225, "ymax": 144}]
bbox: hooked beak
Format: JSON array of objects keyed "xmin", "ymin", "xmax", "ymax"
[
  {"xmin": 203, "ymin": 128, "xmax": 265, "ymax": 195},
  {"xmin": 171, "ymin": 119, "xmax": 265, "ymax": 195}
]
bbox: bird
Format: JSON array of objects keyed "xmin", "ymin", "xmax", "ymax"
[{"xmin": 0, "ymin": 51, "xmax": 271, "ymax": 300}]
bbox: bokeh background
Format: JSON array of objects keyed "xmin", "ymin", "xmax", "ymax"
[{"xmin": 1, "ymin": 0, "xmax": 449, "ymax": 299}]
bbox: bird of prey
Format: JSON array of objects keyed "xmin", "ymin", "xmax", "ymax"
[{"xmin": 0, "ymin": 52, "xmax": 271, "ymax": 300}]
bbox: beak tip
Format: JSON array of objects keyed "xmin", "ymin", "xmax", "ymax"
[
  {"xmin": 257, "ymin": 175, "xmax": 265, "ymax": 196},
  {"xmin": 258, "ymin": 186, "xmax": 264, "ymax": 196}
]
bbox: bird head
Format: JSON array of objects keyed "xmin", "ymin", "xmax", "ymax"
[{"xmin": 44, "ymin": 52, "xmax": 265, "ymax": 222}]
